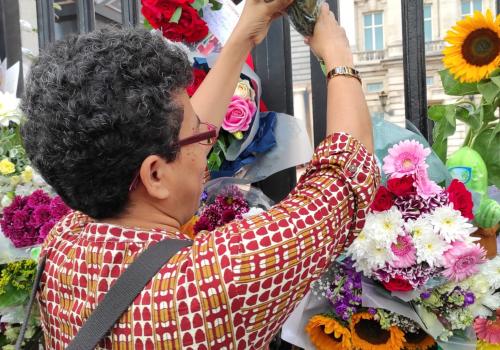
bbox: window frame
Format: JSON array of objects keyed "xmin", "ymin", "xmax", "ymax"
[{"xmin": 363, "ymin": 12, "xmax": 384, "ymax": 51}]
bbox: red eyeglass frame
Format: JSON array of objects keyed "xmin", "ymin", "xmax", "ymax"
[{"xmin": 129, "ymin": 122, "xmax": 218, "ymax": 192}]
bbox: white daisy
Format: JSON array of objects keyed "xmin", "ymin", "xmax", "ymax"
[
  {"xmin": 480, "ymin": 256, "xmax": 500, "ymax": 290},
  {"xmin": 429, "ymin": 205, "xmax": 475, "ymax": 242},
  {"xmin": 413, "ymin": 231, "xmax": 450, "ymax": 268},
  {"xmin": 405, "ymin": 216, "xmax": 434, "ymax": 240},
  {"xmin": 364, "ymin": 207, "xmax": 403, "ymax": 247}
]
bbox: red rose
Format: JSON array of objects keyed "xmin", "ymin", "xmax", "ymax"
[
  {"xmin": 370, "ymin": 186, "xmax": 394, "ymax": 212},
  {"xmin": 446, "ymin": 179, "xmax": 474, "ymax": 220},
  {"xmin": 142, "ymin": 0, "xmax": 209, "ymax": 43},
  {"xmin": 387, "ymin": 176, "xmax": 415, "ymax": 196},
  {"xmin": 187, "ymin": 68, "xmax": 208, "ymax": 96},
  {"xmin": 382, "ymin": 275, "xmax": 414, "ymax": 292}
]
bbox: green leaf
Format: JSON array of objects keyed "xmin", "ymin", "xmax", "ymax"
[
  {"xmin": 207, "ymin": 151, "xmax": 222, "ymax": 171},
  {"xmin": 432, "ymin": 139, "xmax": 448, "ymax": 164},
  {"xmin": 169, "ymin": 7, "xmax": 183, "ymax": 24},
  {"xmin": 428, "ymin": 105, "xmax": 446, "ymax": 122},
  {"xmin": 0, "ymin": 284, "xmax": 29, "ymax": 308},
  {"xmin": 143, "ymin": 19, "xmax": 153, "ymax": 30},
  {"xmin": 444, "ymin": 105, "xmax": 457, "ymax": 128},
  {"xmin": 479, "ymin": 102, "xmax": 497, "ymax": 124},
  {"xmin": 455, "ymin": 106, "xmax": 482, "ymax": 130},
  {"xmin": 488, "ymin": 122, "xmax": 500, "ymax": 147},
  {"xmin": 191, "ymin": 0, "xmax": 205, "ymax": 11},
  {"xmin": 472, "ymin": 128, "xmax": 500, "ymax": 188},
  {"xmin": 477, "ymin": 80, "xmax": 500, "ymax": 104},
  {"xmin": 209, "ymin": 0, "xmax": 223, "ymax": 11},
  {"xmin": 491, "ymin": 75, "xmax": 500, "ymax": 89},
  {"xmin": 439, "ymin": 70, "xmax": 479, "ymax": 96}
]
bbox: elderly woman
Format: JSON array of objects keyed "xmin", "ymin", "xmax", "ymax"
[{"xmin": 20, "ymin": 1, "xmax": 379, "ymax": 349}]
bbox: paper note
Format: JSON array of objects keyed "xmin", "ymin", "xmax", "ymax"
[{"xmin": 202, "ymin": 0, "xmax": 245, "ymax": 46}]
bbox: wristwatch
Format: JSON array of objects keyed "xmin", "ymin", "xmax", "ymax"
[{"xmin": 326, "ymin": 66, "xmax": 362, "ymax": 84}]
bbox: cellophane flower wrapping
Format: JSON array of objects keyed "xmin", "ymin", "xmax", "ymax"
[{"xmin": 287, "ymin": 0, "xmax": 325, "ymax": 37}]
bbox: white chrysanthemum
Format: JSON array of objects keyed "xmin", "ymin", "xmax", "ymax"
[
  {"xmin": 429, "ymin": 205, "xmax": 475, "ymax": 242},
  {"xmin": 0, "ymin": 91, "xmax": 21, "ymax": 126},
  {"xmin": 363, "ymin": 207, "xmax": 403, "ymax": 247},
  {"xmin": 242, "ymin": 207, "xmax": 265, "ymax": 218},
  {"xmin": 480, "ymin": 257, "xmax": 500, "ymax": 290},
  {"xmin": 405, "ymin": 216, "xmax": 434, "ymax": 240},
  {"xmin": 413, "ymin": 231, "xmax": 449, "ymax": 267}
]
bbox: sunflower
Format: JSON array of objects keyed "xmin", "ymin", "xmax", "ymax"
[
  {"xmin": 477, "ymin": 340, "xmax": 500, "ymax": 350},
  {"xmin": 443, "ymin": 10, "xmax": 500, "ymax": 83},
  {"xmin": 305, "ymin": 314, "xmax": 352, "ymax": 350},
  {"xmin": 350, "ymin": 312, "xmax": 405, "ymax": 350},
  {"xmin": 403, "ymin": 328, "xmax": 436, "ymax": 350}
]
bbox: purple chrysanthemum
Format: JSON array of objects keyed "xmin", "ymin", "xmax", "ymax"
[{"xmin": 375, "ymin": 263, "xmax": 437, "ymax": 289}]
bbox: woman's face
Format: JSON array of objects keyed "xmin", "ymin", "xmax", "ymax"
[{"xmin": 168, "ymin": 92, "xmax": 210, "ymax": 224}]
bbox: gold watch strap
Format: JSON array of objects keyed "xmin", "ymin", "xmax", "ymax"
[{"xmin": 326, "ymin": 66, "xmax": 361, "ymax": 84}]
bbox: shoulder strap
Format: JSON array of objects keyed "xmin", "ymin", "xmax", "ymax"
[{"xmin": 16, "ymin": 238, "xmax": 192, "ymax": 350}]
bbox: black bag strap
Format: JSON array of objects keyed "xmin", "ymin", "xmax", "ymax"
[{"xmin": 16, "ymin": 238, "xmax": 192, "ymax": 350}]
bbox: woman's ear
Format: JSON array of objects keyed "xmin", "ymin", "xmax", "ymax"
[{"xmin": 139, "ymin": 155, "xmax": 171, "ymax": 200}]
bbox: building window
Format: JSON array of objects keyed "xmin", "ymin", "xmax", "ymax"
[
  {"xmin": 364, "ymin": 12, "xmax": 384, "ymax": 51},
  {"xmin": 427, "ymin": 76, "xmax": 434, "ymax": 86},
  {"xmin": 367, "ymin": 82, "xmax": 384, "ymax": 93},
  {"xmin": 424, "ymin": 4, "xmax": 432, "ymax": 42},
  {"xmin": 461, "ymin": 0, "xmax": 482, "ymax": 17}
]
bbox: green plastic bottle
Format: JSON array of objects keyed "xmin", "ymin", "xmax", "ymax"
[{"xmin": 446, "ymin": 146, "xmax": 488, "ymax": 196}]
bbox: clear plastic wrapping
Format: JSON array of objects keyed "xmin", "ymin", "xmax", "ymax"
[{"xmin": 287, "ymin": 0, "xmax": 325, "ymax": 37}]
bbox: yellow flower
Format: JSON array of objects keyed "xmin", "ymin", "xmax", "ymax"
[
  {"xmin": 0, "ymin": 158, "xmax": 16, "ymax": 175},
  {"xmin": 403, "ymin": 329, "xmax": 436, "ymax": 350},
  {"xmin": 350, "ymin": 312, "xmax": 405, "ymax": 350},
  {"xmin": 21, "ymin": 166, "xmax": 33, "ymax": 183},
  {"xmin": 234, "ymin": 80, "xmax": 256, "ymax": 101},
  {"xmin": 305, "ymin": 315, "xmax": 352, "ymax": 350},
  {"xmin": 443, "ymin": 10, "xmax": 500, "ymax": 83},
  {"xmin": 9, "ymin": 175, "xmax": 20, "ymax": 186},
  {"xmin": 477, "ymin": 340, "xmax": 500, "ymax": 350}
]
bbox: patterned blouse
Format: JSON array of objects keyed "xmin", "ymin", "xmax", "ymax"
[{"xmin": 39, "ymin": 133, "xmax": 380, "ymax": 349}]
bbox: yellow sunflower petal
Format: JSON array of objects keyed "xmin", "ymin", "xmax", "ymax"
[
  {"xmin": 350, "ymin": 312, "xmax": 406, "ymax": 350},
  {"xmin": 306, "ymin": 315, "xmax": 352, "ymax": 350}
]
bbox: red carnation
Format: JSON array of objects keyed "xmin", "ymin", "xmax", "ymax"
[
  {"xmin": 370, "ymin": 186, "xmax": 395, "ymax": 212},
  {"xmin": 142, "ymin": 0, "xmax": 209, "ymax": 43},
  {"xmin": 446, "ymin": 179, "xmax": 474, "ymax": 220},
  {"xmin": 382, "ymin": 275, "xmax": 414, "ymax": 292},
  {"xmin": 187, "ymin": 68, "xmax": 208, "ymax": 97},
  {"xmin": 387, "ymin": 175, "xmax": 415, "ymax": 197}
]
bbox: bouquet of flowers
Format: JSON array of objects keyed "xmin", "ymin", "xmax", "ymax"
[
  {"xmin": 141, "ymin": 0, "xmax": 222, "ymax": 44},
  {"xmin": 181, "ymin": 179, "xmax": 271, "ymax": 238},
  {"xmin": 187, "ymin": 57, "xmax": 279, "ymax": 177},
  {"xmin": 305, "ymin": 259, "xmax": 436, "ymax": 350},
  {"xmin": 287, "ymin": 0, "xmax": 324, "ymax": 37}
]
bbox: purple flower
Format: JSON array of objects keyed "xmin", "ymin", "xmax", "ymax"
[
  {"xmin": 49, "ymin": 196, "xmax": 70, "ymax": 219},
  {"xmin": 368, "ymin": 308, "xmax": 377, "ymax": 315},
  {"xmin": 12, "ymin": 210, "xmax": 30, "ymax": 230},
  {"xmin": 39, "ymin": 220, "xmax": 56, "ymax": 241},
  {"xmin": 26, "ymin": 189, "xmax": 51, "ymax": 208},
  {"xmin": 31, "ymin": 205, "xmax": 52, "ymax": 228},
  {"xmin": 421, "ymin": 292, "xmax": 431, "ymax": 299},
  {"xmin": 221, "ymin": 209, "xmax": 236, "ymax": 224},
  {"xmin": 463, "ymin": 292, "xmax": 475, "ymax": 306}
]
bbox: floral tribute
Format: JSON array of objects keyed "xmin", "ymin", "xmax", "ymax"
[
  {"xmin": 141, "ymin": 0, "xmax": 222, "ymax": 44},
  {"xmin": 304, "ymin": 140, "xmax": 500, "ymax": 349},
  {"xmin": 187, "ymin": 59, "xmax": 265, "ymax": 173}
]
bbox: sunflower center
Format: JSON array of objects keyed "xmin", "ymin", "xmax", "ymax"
[
  {"xmin": 354, "ymin": 319, "xmax": 391, "ymax": 345},
  {"xmin": 320, "ymin": 326, "xmax": 342, "ymax": 342},
  {"xmin": 405, "ymin": 329, "xmax": 428, "ymax": 344},
  {"xmin": 462, "ymin": 28, "xmax": 500, "ymax": 66}
]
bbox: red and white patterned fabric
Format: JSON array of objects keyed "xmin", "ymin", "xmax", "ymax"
[{"xmin": 38, "ymin": 133, "xmax": 380, "ymax": 349}]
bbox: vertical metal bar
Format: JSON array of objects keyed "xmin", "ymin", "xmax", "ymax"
[
  {"xmin": 36, "ymin": 0, "xmax": 56, "ymax": 50},
  {"xmin": 121, "ymin": 0, "xmax": 140, "ymax": 28},
  {"xmin": 76, "ymin": 0, "xmax": 95, "ymax": 33},
  {"xmin": 311, "ymin": 0, "xmax": 339, "ymax": 147},
  {"xmin": 252, "ymin": 18, "xmax": 296, "ymax": 202},
  {"xmin": 401, "ymin": 0, "xmax": 431, "ymax": 141},
  {"xmin": 0, "ymin": 0, "xmax": 23, "ymax": 95}
]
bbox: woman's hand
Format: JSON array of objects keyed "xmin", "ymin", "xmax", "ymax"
[
  {"xmin": 306, "ymin": 3, "xmax": 353, "ymax": 69},
  {"xmin": 232, "ymin": 0, "xmax": 294, "ymax": 47}
]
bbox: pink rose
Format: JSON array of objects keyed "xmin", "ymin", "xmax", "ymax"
[{"xmin": 222, "ymin": 96, "xmax": 256, "ymax": 133}]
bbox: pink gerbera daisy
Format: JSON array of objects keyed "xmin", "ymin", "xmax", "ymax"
[
  {"xmin": 474, "ymin": 317, "xmax": 500, "ymax": 344},
  {"xmin": 443, "ymin": 241, "xmax": 486, "ymax": 282},
  {"xmin": 383, "ymin": 140, "xmax": 431, "ymax": 178},
  {"xmin": 415, "ymin": 168, "xmax": 442, "ymax": 199},
  {"xmin": 390, "ymin": 235, "xmax": 417, "ymax": 268}
]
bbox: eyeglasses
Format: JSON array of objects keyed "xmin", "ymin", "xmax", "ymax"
[{"xmin": 128, "ymin": 121, "xmax": 218, "ymax": 192}]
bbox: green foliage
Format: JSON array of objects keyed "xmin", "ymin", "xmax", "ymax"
[
  {"xmin": 169, "ymin": 7, "xmax": 183, "ymax": 24},
  {"xmin": 439, "ymin": 70, "xmax": 479, "ymax": 96},
  {"xmin": 472, "ymin": 128, "xmax": 500, "ymax": 188},
  {"xmin": 475, "ymin": 197, "xmax": 500, "ymax": 228},
  {"xmin": 0, "ymin": 123, "xmax": 29, "ymax": 175},
  {"xmin": 0, "ymin": 260, "xmax": 37, "ymax": 308}
]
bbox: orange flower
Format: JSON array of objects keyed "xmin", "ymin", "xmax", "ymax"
[
  {"xmin": 403, "ymin": 329, "xmax": 436, "ymax": 350},
  {"xmin": 305, "ymin": 315, "xmax": 352, "ymax": 350},
  {"xmin": 350, "ymin": 312, "xmax": 405, "ymax": 350}
]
